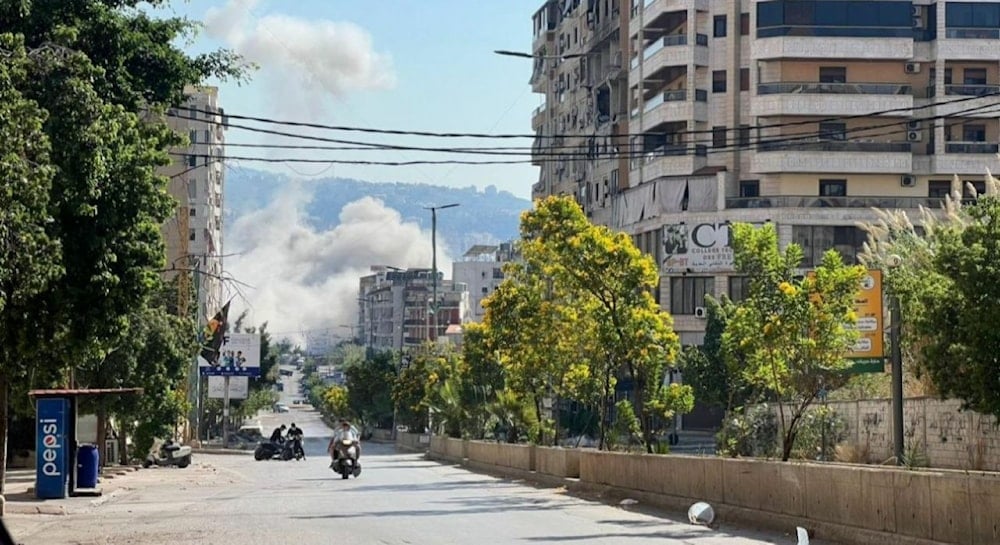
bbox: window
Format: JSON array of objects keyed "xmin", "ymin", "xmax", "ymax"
[
  {"xmin": 964, "ymin": 180, "xmax": 987, "ymax": 198},
  {"xmin": 964, "ymin": 68, "xmax": 987, "ymax": 85},
  {"xmin": 492, "ymin": 268, "xmax": 503, "ymax": 279},
  {"xmin": 713, "ymin": 70, "xmax": 727, "ymax": 93},
  {"xmin": 757, "ymin": 1, "xmax": 914, "ymax": 37},
  {"xmin": 819, "ymin": 122, "xmax": 847, "ymax": 141},
  {"xmin": 186, "ymin": 154, "xmax": 196, "ymax": 167},
  {"xmin": 204, "ymin": 129, "xmax": 211, "ymax": 142},
  {"xmin": 729, "ymin": 276, "xmax": 753, "ymax": 302},
  {"xmin": 928, "ymin": 180, "xmax": 951, "ymax": 198},
  {"xmin": 712, "ymin": 126, "xmax": 727, "ymax": 148},
  {"xmin": 189, "ymin": 208, "xmax": 196, "ymax": 217},
  {"xmin": 670, "ymin": 277, "xmax": 715, "ymax": 315},
  {"xmin": 187, "ymin": 180, "xmax": 197, "ymax": 198},
  {"xmin": 189, "ymin": 229, "xmax": 196, "ymax": 241},
  {"xmin": 947, "ymin": 3, "xmax": 1000, "ymax": 29},
  {"xmin": 738, "ymin": 125, "xmax": 751, "ymax": 147},
  {"xmin": 964, "ymin": 124, "xmax": 987, "ymax": 142},
  {"xmin": 740, "ymin": 68, "xmax": 750, "ymax": 91},
  {"xmin": 740, "ymin": 13, "xmax": 751, "ymax": 35},
  {"xmin": 739, "ymin": 180, "xmax": 760, "ymax": 197},
  {"xmin": 189, "ymin": 130, "xmax": 197, "ymax": 144},
  {"xmin": 188, "ymin": 106, "xmax": 197, "ymax": 119},
  {"xmin": 819, "ymin": 67, "xmax": 846, "ymax": 84},
  {"xmin": 792, "ymin": 225, "xmax": 865, "ymax": 267},
  {"xmin": 819, "ymin": 179, "xmax": 847, "ymax": 197},
  {"xmin": 481, "ymin": 287, "xmax": 489, "ymax": 295},
  {"xmin": 714, "ymin": 15, "xmax": 727, "ymax": 37}
]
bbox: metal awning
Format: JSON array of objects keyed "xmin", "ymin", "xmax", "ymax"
[{"xmin": 28, "ymin": 388, "xmax": 144, "ymax": 398}]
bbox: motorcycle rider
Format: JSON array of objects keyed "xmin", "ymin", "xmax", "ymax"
[
  {"xmin": 328, "ymin": 420, "xmax": 361, "ymax": 468},
  {"xmin": 269, "ymin": 424, "xmax": 286, "ymax": 444},
  {"xmin": 287, "ymin": 423, "xmax": 305, "ymax": 460}
]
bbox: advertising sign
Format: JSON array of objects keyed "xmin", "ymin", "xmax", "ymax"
[
  {"xmin": 848, "ymin": 270, "xmax": 885, "ymax": 373},
  {"xmin": 35, "ymin": 398, "xmax": 69, "ymax": 499},
  {"xmin": 199, "ymin": 333, "xmax": 261, "ymax": 377},
  {"xmin": 662, "ymin": 222, "xmax": 764, "ymax": 273},
  {"xmin": 208, "ymin": 375, "xmax": 249, "ymax": 399}
]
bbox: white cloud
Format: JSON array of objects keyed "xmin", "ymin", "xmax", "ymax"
[
  {"xmin": 204, "ymin": 0, "xmax": 395, "ymax": 113},
  {"xmin": 226, "ymin": 187, "xmax": 449, "ymax": 346}
]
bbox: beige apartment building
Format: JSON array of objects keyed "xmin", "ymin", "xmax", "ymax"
[
  {"xmin": 159, "ymin": 85, "xmax": 228, "ymax": 323},
  {"xmin": 531, "ymin": 0, "xmax": 1000, "ymax": 346}
]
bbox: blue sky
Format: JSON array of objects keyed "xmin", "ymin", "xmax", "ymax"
[{"xmin": 153, "ymin": 0, "xmax": 542, "ymax": 198}]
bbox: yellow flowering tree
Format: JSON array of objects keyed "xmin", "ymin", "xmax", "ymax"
[{"xmin": 723, "ymin": 223, "xmax": 864, "ymax": 461}]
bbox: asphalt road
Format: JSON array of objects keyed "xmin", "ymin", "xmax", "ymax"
[{"xmin": 6, "ymin": 367, "xmax": 817, "ymax": 545}]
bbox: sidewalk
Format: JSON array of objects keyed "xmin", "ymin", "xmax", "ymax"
[{"xmin": 1, "ymin": 465, "xmax": 143, "ymax": 516}]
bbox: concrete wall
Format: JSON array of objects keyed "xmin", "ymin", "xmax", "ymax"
[
  {"xmin": 535, "ymin": 447, "xmax": 581, "ymax": 478},
  {"xmin": 576, "ymin": 451, "xmax": 1000, "ymax": 545},
  {"xmin": 466, "ymin": 441, "xmax": 534, "ymax": 472},
  {"xmin": 395, "ymin": 432, "xmax": 429, "ymax": 452},
  {"xmin": 791, "ymin": 397, "xmax": 1000, "ymax": 471}
]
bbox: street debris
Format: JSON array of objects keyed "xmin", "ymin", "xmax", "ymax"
[{"xmin": 688, "ymin": 501, "xmax": 715, "ymax": 526}]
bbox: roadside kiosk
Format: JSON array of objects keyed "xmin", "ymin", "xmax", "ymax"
[{"xmin": 29, "ymin": 388, "xmax": 143, "ymax": 499}]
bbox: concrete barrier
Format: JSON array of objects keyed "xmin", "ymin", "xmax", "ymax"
[
  {"xmin": 395, "ymin": 432, "xmax": 429, "ymax": 452},
  {"xmin": 535, "ymin": 446, "xmax": 580, "ymax": 478},
  {"xmin": 438, "ymin": 441, "xmax": 999, "ymax": 545}
]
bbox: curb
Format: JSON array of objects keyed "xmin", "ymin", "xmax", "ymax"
[
  {"xmin": 193, "ymin": 448, "xmax": 253, "ymax": 456},
  {"xmin": 3, "ymin": 503, "xmax": 67, "ymax": 516}
]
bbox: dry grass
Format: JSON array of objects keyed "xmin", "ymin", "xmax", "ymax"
[{"xmin": 834, "ymin": 442, "xmax": 872, "ymax": 464}]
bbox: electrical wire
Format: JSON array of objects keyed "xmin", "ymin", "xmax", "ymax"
[{"xmin": 173, "ymin": 90, "xmax": 1000, "ymax": 140}]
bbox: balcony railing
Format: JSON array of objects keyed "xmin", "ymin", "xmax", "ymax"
[
  {"xmin": 630, "ymin": 89, "xmax": 706, "ymax": 117},
  {"xmin": 726, "ymin": 196, "xmax": 956, "ymax": 210},
  {"xmin": 946, "ymin": 142, "xmax": 1000, "ymax": 154},
  {"xmin": 946, "ymin": 28, "xmax": 1000, "ymax": 39},
  {"xmin": 757, "ymin": 140, "xmax": 912, "ymax": 153},
  {"xmin": 629, "ymin": 144, "xmax": 707, "ymax": 170},
  {"xmin": 945, "ymin": 84, "xmax": 1000, "ymax": 96},
  {"xmin": 532, "ymin": 103, "xmax": 546, "ymax": 118},
  {"xmin": 757, "ymin": 82, "xmax": 911, "ymax": 95},
  {"xmin": 631, "ymin": 34, "xmax": 688, "ymax": 69}
]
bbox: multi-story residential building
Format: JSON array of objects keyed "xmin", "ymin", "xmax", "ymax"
[
  {"xmin": 159, "ymin": 85, "xmax": 227, "ymax": 323},
  {"xmin": 531, "ymin": 0, "xmax": 1000, "ymax": 349},
  {"xmin": 451, "ymin": 242, "xmax": 519, "ymax": 322},
  {"xmin": 358, "ymin": 267, "xmax": 471, "ymax": 352}
]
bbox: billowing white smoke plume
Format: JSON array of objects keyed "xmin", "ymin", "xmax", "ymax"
[
  {"xmin": 204, "ymin": 0, "xmax": 395, "ymax": 117},
  {"xmin": 225, "ymin": 188, "xmax": 447, "ymax": 347}
]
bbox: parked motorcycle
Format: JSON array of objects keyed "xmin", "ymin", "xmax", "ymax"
[
  {"xmin": 144, "ymin": 438, "xmax": 192, "ymax": 468},
  {"xmin": 332, "ymin": 439, "xmax": 361, "ymax": 479},
  {"xmin": 282, "ymin": 437, "xmax": 305, "ymax": 461},
  {"xmin": 253, "ymin": 439, "xmax": 284, "ymax": 461}
]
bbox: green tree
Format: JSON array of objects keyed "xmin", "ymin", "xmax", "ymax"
[
  {"xmin": 0, "ymin": 37, "xmax": 64, "ymax": 491},
  {"xmin": 393, "ymin": 354, "xmax": 431, "ymax": 432},
  {"xmin": 458, "ymin": 323, "xmax": 505, "ymax": 438},
  {"xmin": 345, "ymin": 351, "xmax": 396, "ymax": 430},
  {"xmin": 322, "ymin": 386, "xmax": 350, "ymax": 418},
  {"xmin": 917, "ymin": 188, "xmax": 1000, "ymax": 419},
  {"xmin": 677, "ymin": 295, "xmax": 755, "ymax": 411},
  {"xmin": 723, "ymin": 223, "xmax": 864, "ymax": 461}
]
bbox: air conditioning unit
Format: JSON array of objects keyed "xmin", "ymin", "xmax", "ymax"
[
  {"xmin": 907, "ymin": 130, "xmax": 923, "ymax": 142},
  {"xmin": 901, "ymin": 175, "xmax": 917, "ymax": 188},
  {"xmin": 907, "ymin": 119, "xmax": 922, "ymax": 130},
  {"xmin": 913, "ymin": 16, "xmax": 924, "ymax": 28},
  {"xmin": 911, "ymin": 5, "xmax": 921, "ymax": 16},
  {"xmin": 905, "ymin": 62, "xmax": 921, "ymax": 74},
  {"xmin": 694, "ymin": 306, "xmax": 708, "ymax": 319}
]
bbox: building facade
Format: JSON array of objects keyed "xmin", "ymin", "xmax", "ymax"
[
  {"xmin": 358, "ymin": 267, "xmax": 471, "ymax": 351},
  {"xmin": 531, "ymin": 0, "xmax": 1000, "ymax": 346},
  {"xmin": 159, "ymin": 85, "xmax": 227, "ymax": 323},
  {"xmin": 451, "ymin": 242, "xmax": 519, "ymax": 323}
]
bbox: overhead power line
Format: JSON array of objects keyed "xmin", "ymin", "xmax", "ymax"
[{"xmin": 172, "ymin": 90, "xmax": 1000, "ymax": 140}]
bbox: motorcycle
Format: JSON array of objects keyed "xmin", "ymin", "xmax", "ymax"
[
  {"xmin": 332, "ymin": 439, "xmax": 361, "ymax": 479},
  {"xmin": 254, "ymin": 438, "xmax": 285, "ymax": 461},
  {"xmin": 282, "ymin": 437, "xmax": 305, "ymax": 461},
  {"xmin": 144, "ymin": 438, "xmax": 192, "ymax": 468}
]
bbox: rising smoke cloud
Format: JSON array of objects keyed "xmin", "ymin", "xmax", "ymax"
[
  {"xmin": 204, "ymin": 0, "xmax": 396, "ymax": 116},
  {"xmin": 226, "ymin": 187, "xmax": 445, "ymax": 347}
]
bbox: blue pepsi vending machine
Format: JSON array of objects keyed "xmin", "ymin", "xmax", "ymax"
[{"xmin": 35, "ymin": 398, "xmax": 70, "ymax": 499}]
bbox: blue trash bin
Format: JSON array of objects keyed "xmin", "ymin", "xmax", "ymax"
[{"xmin": 77, "ymin": 444, "xmax": 100, "ymax": 488}]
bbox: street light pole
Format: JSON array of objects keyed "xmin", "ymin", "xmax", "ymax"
[
  {"xmin": 886, "ymin": 255, "xmax": 904, "ymax": 465},
  {"xmin": 424, "ymin": 203, "xmax": 459, "ymax": 342}
]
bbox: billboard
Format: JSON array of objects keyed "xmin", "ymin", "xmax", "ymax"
[
  {"xmin": 208, "ymin": 375, "xmax": 249, "ymax": 399},
  {"xmin": 199, "ymin": 333, "xmax": 261, "ymax": 376},
  {"xmin": 847, "ymin": 270, "xmax": 885, "ymax": 373},
  {"xmin": 36, "ymin": 398, "xmax": 69, "ymax": 499},
  {"xmin": 662, "ymin": 222, "xmax": 764, "ymax": 273}
]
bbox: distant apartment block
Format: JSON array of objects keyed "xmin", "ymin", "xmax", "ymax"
[
  {"xmin": 530, "ymin": 0, "xmax": 1000, "ymax": 346},
  {"xmin": 451, "ymin": 242, "xmax": 519, "ymax": 323},
  {"xmin": 357, "ymin": 267, "xmax": 471, "ymax": 351},
  {"xmin": 159, "ymin": 86, "xmax": 228, "ymax": 322}
]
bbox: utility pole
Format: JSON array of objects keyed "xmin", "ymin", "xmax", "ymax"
[{"xmin": 424, "ymin": 203, "xmax": 459, "ymax": 342}]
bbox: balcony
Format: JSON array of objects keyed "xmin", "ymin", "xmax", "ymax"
[
  {"xmin": 754, "ymin": 82, "xmax": 912, "ymax": 117},
  {"xmin": 946, "ymin": 142, "xmax": 1000, "ymax": 154},
  {"xmin": 753, "ymin": 140, "xmax": 912, "ymax": 174},
  {"xmin": 631, "ymin": 34, "xmax": 686, "ymax": 70},
  {"xmin": 934, "ymin": 85, "xmax": 1000, "ymax": 118},
  {"xmin": 914, "ymin": 143, "xmax": 1000, "ymax": 176},
  {"xmin": 531, "ymin": 103, "xmax": 546, "ymax": 130},
  {"xmin": 941, "ymin": 29, "xmax": 1000, "ymax": 60},
  {"xmin": 630, "ymin": 144, "xmax": 707, "ymax": 183},
  {"xmin": 726, "ymin": 195, "xmax": 949, "ymax": 210},
  {"xmin": 629, "ymin": 34, "xmax": 709, "ymax": 81},
  {"xmin": 632, "ymin": 0, "xmax": 712, "ymax": 36},
  {"xmin": 753, "ymin": 34, "xmax": 913, "ymax": 60},
  {"xmin": 631, "ymin": 89, "xmax": 708, "ymax": 130}
]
